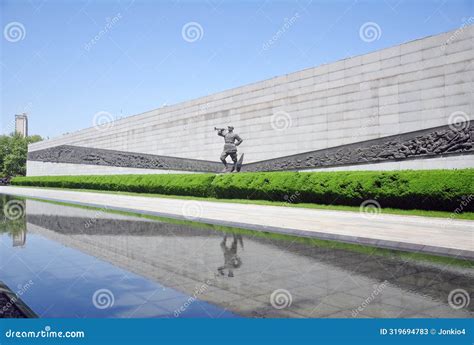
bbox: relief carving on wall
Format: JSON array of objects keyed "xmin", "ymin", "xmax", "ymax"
[
  {"xmin": 28, "ymin": 146, "xmax": 222, "ymax": 173},
  {"xmin": 245, "ymin": 122, "xmax": 473, "ymax": 171},
  {"xmin": 29, "ymin": 122, "xmax": 473, "ymax": 172}
]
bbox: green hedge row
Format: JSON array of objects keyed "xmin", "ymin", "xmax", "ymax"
[
  {"xmin": 11, "ymin": 174, "xmax": 216, "ymax": 197},
  {"xmin": 11, "ymin": 169, "xmax": 474, "ymax": 212}
]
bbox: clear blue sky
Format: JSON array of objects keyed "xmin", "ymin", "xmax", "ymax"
[{"xmin": 1, "ymin": 0, "xmax": 472, "ymax": 138}]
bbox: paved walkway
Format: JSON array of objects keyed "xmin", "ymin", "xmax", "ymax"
[{"xmin": 1, "ymin": 186, "xmax": 473, "ymax": 259}]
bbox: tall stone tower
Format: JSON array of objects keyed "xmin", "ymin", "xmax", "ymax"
[{"xmin": 15, "ymin": 113, "xmax": 28, "ymax": 137}]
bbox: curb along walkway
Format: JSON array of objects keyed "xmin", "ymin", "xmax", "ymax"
[{"xmin": 0, "ymin": 186, "xmax": 473, "ymax": 259}]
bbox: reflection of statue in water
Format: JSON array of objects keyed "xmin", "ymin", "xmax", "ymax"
[
  {"xmin": 215, "ymin": 126, "xmax": 243, "ymax": 173},
  {"xmin": 217, "ymin": 234, "xmax": 244, "ymax": 277}
]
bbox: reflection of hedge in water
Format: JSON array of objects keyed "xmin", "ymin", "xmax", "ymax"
[
  {"xmin": 11, "ymin": 169, "xmax": 474, "ymax": 212},
  {"xmin": 0, "ymin": 218, "xmax": 26, "ymax": 236},
  {"xmin": 0, "ymin": 194, "xmax": 26, "ymax": 236}
]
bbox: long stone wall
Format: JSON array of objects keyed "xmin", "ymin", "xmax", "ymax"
[
  {"xmin": 27, "ymin": 26, "xmax": 474, "ymax": 175},
  {"xmin": 26, "ymin": 122, "xmax": 474, "ymax": 175}
]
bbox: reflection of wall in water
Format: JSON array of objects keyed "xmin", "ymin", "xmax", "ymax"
[{"xmin": 25, "ymin": 210, "xmax": 474, "ymax": 313}]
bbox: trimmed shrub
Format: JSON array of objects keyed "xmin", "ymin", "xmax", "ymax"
[
  {"xmin": 11, "ymin": 169, "xmax": 474, "ymax": 212},
  {"xmin": 12, "ymin": 174, "xmax": 216, "ymax": 197},
  {"xmin": 211, "ymin": 170, "xmax": 474, "ymax": 211}
]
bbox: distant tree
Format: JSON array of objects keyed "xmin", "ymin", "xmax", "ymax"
[{"xmin": 0, "ymin": 134, "xmax": 42, "ymax": 177}]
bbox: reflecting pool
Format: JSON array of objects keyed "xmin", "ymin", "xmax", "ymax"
[{"xmin": 0, "ymin": 195, "xmax": 472, "ymax": 318}]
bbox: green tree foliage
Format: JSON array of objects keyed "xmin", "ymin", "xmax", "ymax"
[{"xmin": 0, "ymin": 134, "xmax": 42, "ymax": 177}]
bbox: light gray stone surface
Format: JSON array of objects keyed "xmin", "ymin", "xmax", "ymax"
[
  {"xmin": 1, "ymin": 186, "xmax": 473, "ymax": 259},
  {"xmin": 28, "ymin": 26, "xmax": 474, "ymax": 176}
]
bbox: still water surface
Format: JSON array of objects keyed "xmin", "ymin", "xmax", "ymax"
[{"xmin": 0, "ymin": 195, "xmax": 472, "ymax": 318}]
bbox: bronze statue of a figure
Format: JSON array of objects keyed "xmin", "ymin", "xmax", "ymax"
[{"xmin": 215, "ymin": 126, "xmax": 243, "ymax": 173}]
